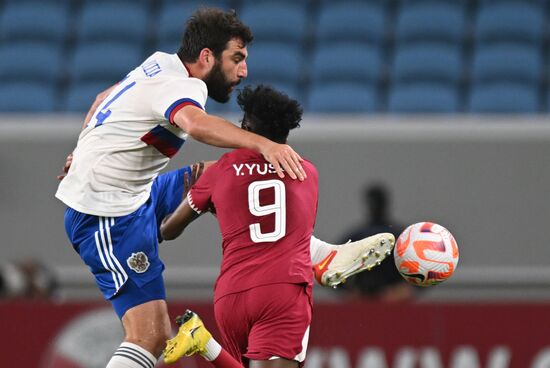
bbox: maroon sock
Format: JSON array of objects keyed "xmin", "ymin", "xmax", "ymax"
[{"xmin": 208, "ymin": 349, "xmax": 244, "ymax": 368}]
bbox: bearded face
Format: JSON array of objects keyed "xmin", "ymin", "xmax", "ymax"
[{"xmin": 203, "ymin": 60, "xmax": 240, "ymax": 103}]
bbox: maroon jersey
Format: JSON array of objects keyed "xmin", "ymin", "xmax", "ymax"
[{"xmin": 188, "ymin": 148, "xmax": 318, "ymax": 301}]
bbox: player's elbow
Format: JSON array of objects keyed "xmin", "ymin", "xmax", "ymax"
[
  {"xmin": 182, "ymin": 119, "xmax": 202, "ymax": 138},
  {"xmin": 173, "ymin": 107, "xmax": 206, "ymax": 138},
  {"xmin": 160, "ymin": 225, "xmax": 179, "ymax": 241},
  {"xmin": 160, "ymin": 216, "xmax": 178, "ymax": 240}
]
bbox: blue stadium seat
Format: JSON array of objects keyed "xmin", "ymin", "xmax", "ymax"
[
  {"xmin": 0, "ymin": 3, "xmax": 69, "ymax": 42},
  {"xmin": 245, "ymin": 44, "xmax": 303, "ymax": 84},
  {"xmin": 388, "ymin": 84, "xmax": 459, "ymax": 113},
  {"xmin": 475, "ymin": 1, "xmax": 544, "ymax": 44},
  {"xmin": 0, "ymin": 43, "xmax": 63, "ymax": 83},
  {"xmin": 472, "ymin": 44, "xmax": 541, "ymax": 84},
  {"xmin": 468, "ymin": 83, "xmax": 539, "ymax": 113},
  {"xmin": 0, "ymin": 83, "xmax": 57, "ymax": 112},
  {"xmin": 395, "ymin": 2, "xmax": 465, "ymax": 44},
  {"xmin": 392, "ymin": 43, "xmax": 462, "ymax": 84},
  {"xmin": 78, "ymin": 2, "xmax": 148, "ymax": 43},
  {"xmin": 311, "ymin": 43, "xmax": 382, "ymax": 84},
  {"xmin": 240, "ymin": 2, "xmax": 308, "ymax": 44},
  {"xmin": 316, "ymin": 1, "xmax": 386, "ymax": 44},
  {"xmin": 307, "ymin": 83, "xmax": 378, "ymax": 113},
  {"xmin": 63, "ymin": 82, "xmax": 112, "ymax": 112},
  {"xmin": 69, "ymin": 43, "xmax": 142, "ymax": 83},
  {"xmin": 156, "ymin": 3, "xmax": 199, "ymax": 50}
]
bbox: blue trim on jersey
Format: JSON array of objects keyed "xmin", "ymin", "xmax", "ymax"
[
  {"xmin": 164, "ymin": 98, "xmax": 204, "ymax": 120},
  {"xmin": 141, "ymin": 125, "xmax": 185, "ymax": 158}
]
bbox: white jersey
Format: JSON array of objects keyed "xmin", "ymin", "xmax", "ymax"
[{"xmin": 56, "ymin": 52, "xmax": 208, "ymax": 217}]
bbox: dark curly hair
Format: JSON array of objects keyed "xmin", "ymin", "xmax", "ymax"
[
  {"xmin": 177, "ymin": 8, "xmax": 253, "ymax": 63},
  {"xmin": 237, "ymin": 85, "xmax": 302, "ymax": 144}
]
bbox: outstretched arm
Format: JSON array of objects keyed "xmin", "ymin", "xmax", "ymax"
[{"xmin": 173, "ymin": 106, "xmax": 307, "ymax": 181}]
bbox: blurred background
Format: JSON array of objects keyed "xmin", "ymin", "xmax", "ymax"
[{"xmin": 1, "ymin": 0, "xmax": 550, "ymax": 367}]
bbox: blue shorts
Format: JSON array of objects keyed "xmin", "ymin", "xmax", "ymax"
[{"xmin": 64, "ymin": 166, "xmax": 192, "ymax": 319}]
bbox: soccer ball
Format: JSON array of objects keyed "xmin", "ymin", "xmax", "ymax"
[{"xmin": 394, "ymin": 222, "xmax": 459, "ymax": 287}]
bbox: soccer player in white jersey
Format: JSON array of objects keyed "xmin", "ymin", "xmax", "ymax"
[
  {"xmin": 56, "ymin": 8, "xmax": 393, "ymax": 368},
  {"xmin": 56, "ymin": 8, "xmax": 307, "ymax": 368}
]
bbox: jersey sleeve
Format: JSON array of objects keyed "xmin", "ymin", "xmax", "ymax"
[
  {"xmin": 151, "ymin": 77, "xmax": 208, "ymax": 126},
  {"xmin": 187, "ymin": 162, "xmax": 218, "ymax": 214}
]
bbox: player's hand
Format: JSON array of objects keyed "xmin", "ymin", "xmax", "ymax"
[
  {"xmin": 56, "ymin": 153, "xmax": 73, "ymax": 181},
  {"xmin": 261, "ymin": 142, "xmax": 306, "ymax": 181}
]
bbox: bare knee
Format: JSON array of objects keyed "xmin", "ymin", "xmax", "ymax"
[{"xmin": 121, "ymin": 300, "xmax": 172, "ymax": 357}]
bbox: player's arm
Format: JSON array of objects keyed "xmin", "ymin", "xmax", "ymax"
[
  {"xmin": 82, "ymin": 84, "xmax": 118, "ymax": 129},
  {"xmin": 161, "ymin": 200, "xmax": 200, "ymax": 241},
  {"xmin": 173, "ymin": 106, "xmax": 307, "ymax": 181}
]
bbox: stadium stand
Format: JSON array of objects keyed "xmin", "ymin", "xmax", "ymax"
[
  {"xmin": 240, "ymin": 2, "xmax": 309, "ymax": 45},
  {"xmin": 0, "ymin": 0, "xmax": 548, "ymax": 113},
  {"xmin": 0, "ymin": 2, "xmax": 69, "ymax": 43},
  {"xmin": 0, "ymin": 43, "xmax": 63, "ymax": 84},
  {"xmin": 0, "ymin": 83, "xmax": 57, "ymax": 112},
  {"xmin": 63, "ymin": 82, "xmax": 114, "ymax": 112},
  {"xmin": 471, "ymin": 44, "xmax": 542, "ymax": 85},
  {"xmin": 311, "ymin": 43, "xmax": 383, "ymax": 84},
  {"xmin": 316, "ymin": 1, "xmax": 387, "ymax": 44},
  {"xmin": 245, "ymin": 43, "xmax": 304, "ymax": 85},
  {"xmin": 392, "ymin": 43, "xmax": 463, "ymax": 84},
  {"xmin": 78, "ymin": 2, "xmax": 148, "ymax": 44},
  {"xmin": 388, "ymin": 83, "xmax": 460, "ymax": 113},
  {"xmin": 307, "ymin": 83, "xmax": 378, "ymax": 113},
  {"xmin": 475, "ymin": 1, "xmax": 545, "ymax": 44},
  {"xmin": 394, "ymin": 2, "xmax": 466, "ymax": 44},
  {"xmin": 468, "ymin": 83, "xmax": 539, "ymax": 113},
  {"xmin": 69, "ymin": 43, "xmax": 142, "ymax": 84}
]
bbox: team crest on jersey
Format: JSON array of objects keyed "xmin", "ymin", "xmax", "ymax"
[{"xmin": 126, "ymin": 252, "xmax": 150, "ymax": 274}]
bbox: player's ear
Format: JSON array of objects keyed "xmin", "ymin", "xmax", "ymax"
[{"xmin": 198, "ymin": 48, "xmax": 215, "ymax": 68}]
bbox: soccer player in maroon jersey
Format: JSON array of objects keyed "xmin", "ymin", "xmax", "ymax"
[
  {"xmin": 160, "ymin": 85, "xmax": 394, "ymax": 367},
  {"xmin": 161, "ymin": 85, "xmax": 317, "ymax": 368}
]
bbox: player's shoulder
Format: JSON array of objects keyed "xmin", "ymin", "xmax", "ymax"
[
  {"xmin": 301, "ymin": 158, "xmax": 318, "ymax": 178},
  {"xmin": 141, "ymin": 52, "xmax": 206, "ymax": 84}
]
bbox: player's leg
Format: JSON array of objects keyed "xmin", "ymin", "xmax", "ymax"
[
  {"xmin": 163, "ymin": 309, "xmax": 244, "ymax": 367},
  {"xmin": 310, "ymin": 233, "xmax": 396, "ymax": 287},
  {"xmin": 242, "ymin": 284, "xmax": 311, "ymax": 367},
  {"xmin": 64, "ymin": 204, "xmax": 170, "ymax": 367},
  {"xmin": 105, "ymin": 219, "xmax": 171, "ymax": 366},
  {"xmin": 106, "ymin": 297, "xmax": 170, "ymax": 367}
]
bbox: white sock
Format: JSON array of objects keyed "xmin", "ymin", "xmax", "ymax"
[
  {"xmin": 106, "ymin": 342, "xmax": 157, "ymax": 368},
  {"xmin": 200, "ymin": 337, "xmax": 222, "ymax": 361},
  {"xmin": 310, "ymin": 235, "xmax": 337, "ymax": 264}
]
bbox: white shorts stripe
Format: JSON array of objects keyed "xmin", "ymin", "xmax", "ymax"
[
  {"xmin": 97, "ymin": 217, "xmax": 126, "ymax": 289},
  {"xmin": 294, "ymin": 325, "xmax": 310, "ymax": 362},
  {"xmin": 94, "ymin": 229, "xmax": 120, "ymax": 290},
  {"xmin": 104, "ymin": 217, "xmax": 128, "ymax": 286}
]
